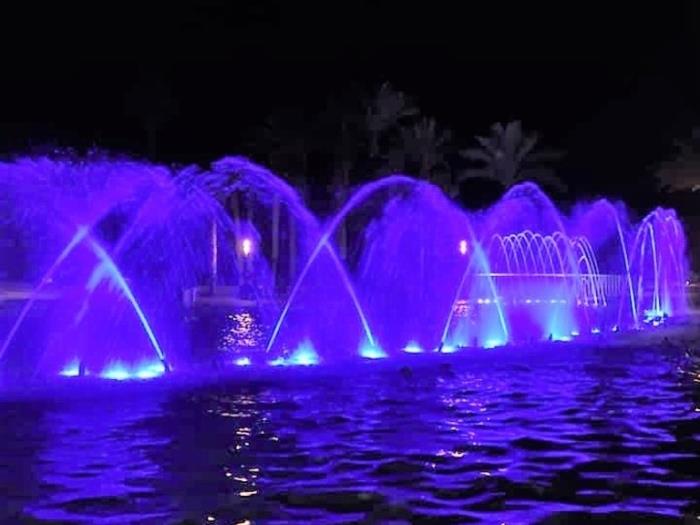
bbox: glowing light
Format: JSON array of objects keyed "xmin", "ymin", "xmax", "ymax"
[
  {"xmin": 459, "ymin": 239, "xmax": 468, "ymax": 255},
  {"xmin": 134, "ymin": 361, "xmax": 166, "ymax": 379},
  {"xmin": 270, "ymin": 341, "xmax": 320, "ymax": 366},
  {"xmin": 288, "ymin": 341, "xmax": 319, "ymax": 365},
  {"xmin": 484, "ymin": 339, "xmax": 503, "ymax": 349},
  {"xmin": 403, "ymin": 342, "xmax": 423, "ymax": 354},
  {"xmin": 241, "ymin": 237, "xmax": 253, "ymax": 257},
  {"xmin": 551, "ymin": 334, "xmax": 572, "ymax": 342},
  {"xmin": 440, "ymin": 344, "xmax": 457, "ymax": 354},
  {"xmin": 591, "ymin": 327, "xmax": 601, "ymax": 334},
  {"xmin": 570, "ymin": 330, "xmax": 580, "ymax": 337},
  {"xmin": 359, "ymin": 342, "xmax": 387, "ymax": 359},
  {"xmin": 234, "ymin": 357, "xmax": 252, "ymax": 366},
  {"xmin": 60, "ymin": 359, "xmax": 81, "ymax": 377},
  {"xmin": 101, "ymin": 362, "xmax": 130, "ymax": 381},
  {"xmin": 643, "ymin": 309, "xmax": 666, "ymax": 325}
]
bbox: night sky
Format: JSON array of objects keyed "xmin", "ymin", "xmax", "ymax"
[{"xmin": 0, "ymin": 2, "xmax": 698, "ymax": 209}]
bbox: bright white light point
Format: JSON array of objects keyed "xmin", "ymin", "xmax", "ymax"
[
  {"xmin": 459, "ymin": 239, "xmax": 468, "ymax": 255},
  {"xmin": 207, "ymin": 516, "xmax": 215, "ymax": 522},
  {"xmin": 440, "ymin": 344, "xmax": 456, "ymax": 354},
  {"xmin": 234, "ymin": 357, "xmax": 251, "ymax": 366},
  {"xmin": 403, "ymin": 343, "xmax": 423, "ymax": 354},
  {"xmin": 241, "ymin": 237, "xmax": 253, "ymax": 257},
  {"xmin": 591, "ymin": 327, "xmax": 601, "ymax": 334}
]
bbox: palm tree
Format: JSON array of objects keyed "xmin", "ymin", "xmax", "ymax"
[
  {"xmin": 460, "ymin": 121, "xmax": 565, "ymax": 192},
  {"xmin": 655, "ymin": 127, "xmax": 700, "ymax": 192},
  {"xmin": 365, "ymin": 82, "xmax": 418, "ymax": 159},
  {"xmin": 248, "ymin": 109, "xmax": 314, "ymax": 285},
  {"xmin": 124, "ymin": 73, "xmax": 179, "ymax": 159}
]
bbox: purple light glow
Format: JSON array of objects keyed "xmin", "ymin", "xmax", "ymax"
[{"xmin": 0, "ymin": 157, "xmax": 689, "ymax": 380}]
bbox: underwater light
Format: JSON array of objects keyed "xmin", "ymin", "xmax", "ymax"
[
  {"xmin": 234, "ymin": 357, "xmax": 252, "ymax": 366},
  {"xmin": 359, "ymin": 342, "xmax": 387, "ymax": 359},
  {"xmin": 101, "ymin": 362, "xmax": 130, "ymax": 381},
  {"xmin": 288, "ymin": 344, "xmax": 319, "ymax": 366},
  {"xmin": 134, "ymin": 361, "xmax": 166, "ymax": 379},
  {"xmin": 551, "ymin": 335, "xmax": 572, "ymax": 342},
  {"xmin": 403, "ymin": 342, "xmax": 423, "ymax": 354},
  {"xmin": 439, "ymin": 344, "xmax": 457, "ymax": 353},
  {"xmin": 60, "ymin": 359, "xmax": 81, "ymax": 377},
  {"xmin": 270, "ymin": 341, "xmax": 320, "ymax": 366}
]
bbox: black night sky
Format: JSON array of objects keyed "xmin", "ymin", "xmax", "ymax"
[{"xmin": 0, "ymin": 2, "xmax": 698, "ymax": 210}]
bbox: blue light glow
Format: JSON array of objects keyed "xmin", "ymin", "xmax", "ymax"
[
  {"xmin": 359, "ymin": 342, "xmax": 387, "ymax": 359},
  {"xmin": 99, "ymin": 360, "xmax": 165, "ymax": 381},
  {"xmin": 288, "ymin": 342, "xmax": 319, "ymax": 366},
  {"xmin": 101, "ymin": 362, "xmax": 130, "ymax": 381},
  {"xmin": 60, "ymin": 359, "xmax": 81, "ymax": 377},
  {"xmin": 134, "ymin": 361, "xmax": 166, "ymax": 379},
  {"xmin": 403, "ymin": 342, "xmax": 423, "ymax": 354},
  {"xmin": 269, "ymin": 341, "xmax": 320, "ymax": 366}
]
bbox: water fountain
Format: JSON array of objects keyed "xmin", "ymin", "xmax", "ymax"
[{"xmin": 0, "ymin": 155, "xmax": 690, "ymax": 380}]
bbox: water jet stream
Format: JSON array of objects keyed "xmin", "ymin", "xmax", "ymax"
[
  {"xmin": 0, "ymin": 226, "xmax": 90, "ymax": 362},
  {"xmin": 266, "ymin": 175, "xmax": 417, "ymax": 353}
]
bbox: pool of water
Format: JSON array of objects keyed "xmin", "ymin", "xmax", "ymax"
[{"xmin": 1, "ymin": 344, "xmax": 699, "ymax": 524}]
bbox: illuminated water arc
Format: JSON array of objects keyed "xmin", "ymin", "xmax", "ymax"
[
  {"xmin": 86, "ymin": 238, "xmax": 167, "ymax": 366},
  {"xmin": 0, "ymin": 226, "xmax": 90, "ymax": 362},
  {"xmin": 266, "ymin": 175, "xmax": 417, "ymax": 353},
  {"xmin": 604, "ymin": 203, "xmax": 638, "ymax": 328},
  {"xmin": 648, "ymin": 223, "xmax": 661, "ymax": 314},
  {"xmin": 440, "ymin": 238, "xmax": 509, "ymax": 348}
]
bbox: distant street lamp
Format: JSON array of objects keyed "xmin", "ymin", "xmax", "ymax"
[
  {"xmin": 459, "ymin": 239, "xmax": 468, "ymax": 255},
  {"xmin": 241, "ymin": 237, "xmax": 253, "ymax": 257}
]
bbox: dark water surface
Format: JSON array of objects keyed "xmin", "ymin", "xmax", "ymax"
[{"xmin": 1, "ymin": 344, "xmax": 699, "ymax": 524}]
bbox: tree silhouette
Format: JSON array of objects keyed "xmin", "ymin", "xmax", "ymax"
[
  {"xmin": 655, "ymin": 127, "xmax": 700, "ymax": 192},
  {"xmin": 460, "ymin": 121, "xmax": 565, "ymax": 192},
  {"xmin": 124, "ymin": 73, "xmax": 179, "ymax": 159},
  {"xmin": 365, "ymin": 82, "xmax": 418, "ymax": 160}
]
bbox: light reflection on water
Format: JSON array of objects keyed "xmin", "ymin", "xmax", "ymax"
[{"xmin": 0, "ymin": 344, "xmax": 699, "ymax": 524}]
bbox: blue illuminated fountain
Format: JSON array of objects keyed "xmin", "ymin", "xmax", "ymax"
[{"xmin": 0, "ymin": 155, "xmax": 690, "ymax": 381}]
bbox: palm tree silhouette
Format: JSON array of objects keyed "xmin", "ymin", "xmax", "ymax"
[
  {"xmin": 460, "ymin": 121, "xmax": 565, "ymax": 192},
  {"xmin": 365, "ymin": 82, "xmax": 418, "ymax": 160}
]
